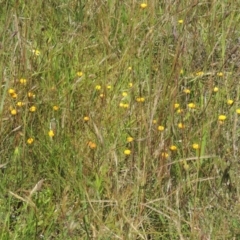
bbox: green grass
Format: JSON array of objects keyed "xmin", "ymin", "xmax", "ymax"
[{"xmin": 1, "ymin": 1, "xmax": 240, "ymax": 239}]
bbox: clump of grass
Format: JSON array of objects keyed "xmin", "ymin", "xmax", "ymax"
[{"xmin": 1, "ymin": 1, "xmax": 240, "ymax": 239}]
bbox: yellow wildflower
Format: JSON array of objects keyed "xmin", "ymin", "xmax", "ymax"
[
  {"xmin": 19, "ymin": 78, "xmax": 27, "ymax": 85},
  {"xmin": 192, "ymin": 143, "xmax": 200, "ymax": 150},
  {"xmin": 236, "ymin": 109, "xmax": 240, "ymax": 114},
  {"xmin": 136, "ymin": 97, "xmax": 145, "ymax": 102},
  {"xmin": 11, "ymin": 93, "xmax": 17, "ymax": 99},
  {"xmin": 11, "ymin": 109, "xmax": 17, "ymax": 116},
  {"xmin": 29, "ymin": 106, "xmax": 37, "ymax": 112},
  {"xmin": 174, "ymin": 103, "xmax": 180, "ymax": 109},
  {"xmin": 129, "ymin": 82, "xmax": 133, "ymax": 88},
  {"xmin": 217, "ymin": 72, "xmax": 223, "ymax": 77},
  {"xmin": 170, "ymin": 145, "xmax": 177, "ymax": 151},
  {"xmin": 188, "ymin": 103, "xmax": 196, "ymax": 109},
  {"xmin": 122, "ymin": 92, "xmax": 128, "ymax": 97},
  {"xmin": 17, "ymin": 101, "xmax": 24, "ymax": 107},
  {"xmin": 124, "ymin": 149, "xmax": 131, "ymax": 155},
  {"xmin": 196, "ymin": 71, "xmax": 204, "ymax": 76},
  {"xmin": 218, "ymin": 115, "xmax": 226, "ymax": 121},
  {"xmin": 83, "ymin": 116, "xmax": 90, "ymax": 122},
  {"xmin": 178, "ymin": 122, "xmax": 184, "ymax": 129},
  {"xmin": 161, "ymin": 152, "xmax": 169, "ymax": 158},
  {"xmin": 27, "ymin": 138, "xmax": 34, "ymax": 145},
  {"xmin": 95, "ymin": 85, "xmax": 101, "ymax": 90},
  {"xmin": 213, "ymin": 87, "xmax": 219, "ymax": 92},
  {"xmin": 32, "ymin": 49, "xmax": 40, "ymax": 56},
  {"xmin": 152, "ymin": 119, "xmax": 157, "ymax": 124},
  {"xmin": 77, "ymin": 71, "xmax": 83, "ymax": 77},
  {"xmin": 53, "ymin": 105, "xmax": 59, "ymax": 111},
  {"xmin": 28, "ymin": 92, "xmax": 35, "ymax": 98},
  {"xmin": 227, "ymin": 99, "xmax": 234, "ymax": 105},
  {"xmin": 140, "ymin": 3, "xmax": 147, "ymax": 9},
  {"xmin": 48, "ymin": 130, "xmax": 55, "ymax": 137},
  {"xmin": 183, "ymin": 89, "xmax": 190, "ymax": 94},
  {"xmin": 158, "ymin": 125, "xmax": 164, "ymax": 131},
  {"xmin": 8, "ymin": 89, "xmax": 15, "ymax": 95},
  {"xmin": 178, "ymin": 19, "xmax": 184, "ymax": 24},
  {"xmin": 88, "ymin": 141, "xmax": 97, "ymax": 149},
  {"xmin": 127, "ymin": 137, "xmax": 134, "ymax": 143}
]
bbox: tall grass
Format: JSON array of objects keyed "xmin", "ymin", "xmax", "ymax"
[{"xmin": 1, "ymin": 1, "xmax": 240, "ymax": 239}]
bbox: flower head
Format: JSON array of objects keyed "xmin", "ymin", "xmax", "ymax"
[
  {"xmin": 136, "ymin": 97, "xmax": 145, "ymax": 102},
  {"xmin": 88, "ymin": 141, "xmax": 96, "ymax": 149},
  {"xmin": 127, "ymin": 137, "xmax": 134, "ymax": 143},
  {"xmin": 27, "ymin": 138, "xmax": 34, "ymax": 145},
  {"xmin": 192, "ymin": 143, "xmax": 200, "ymax": 150},
  {"xmin": 95, "ymin": 85, "xmax": 101, "ymax": 90},
  {"xmin": 124, "ymin": 149, "xmax": 131, "ymax": 155},
  {"xmin": 158, "ymin": 125, "xmax": 164, "ymax": 131},
  {"xmin": 183, "ymin": 89, "xmax": 190, "ymax": 94},
  {"xmin": 32, "ymin": 49, "xmax": 40, "ymax": 56},
  {"xmin": 236, "ymin": 109, "xmax": 240, "ymax": 114},
  {"xmin": 213, "ymin": 87, "xmax": 219, "ymax": 92},
  {"xmin": 218, "ymin": 115, "xmax": 226, "ymax": 121},
  {"xmin": 19, "ymin": 78, "xmax": 27, "ymax": 85},
  {"xmin": 161, "ymin": 152, "xmax": 169, "ymax": 158},
  {"xmin": 174, "ymin": 103, "xmax": 180, "ymax": 109},
  {"xmin": 178, "ymin": 19, "xmax": 184, "ymax": 24},
  {"xmin": 227, "ymin": 99, "xmax": 234, "ymax": 105},
  {"xmin": 188, "ymin": 103, "xmax": 196, "ymax": 109},
  {"xmin": 29, "ymin": 106, "xmax": 37, "ymax": 112},
  {"xmin": 140, "ymin": 3, "xmax": 147, "ymax": 9},
  {"xmin": 48, "ymin": 130, "xmax": 55, "ymax": 137},
  {"xmin": 10, "ymin": 109, "xmax": 17, "ymax": 116},
  {"xmin": 77, "ymin": 71, "xmax": 83, "ymax": 77},
  {"xmin": 170, "ymin": 145, "xmax": 177, "ymax": 151},
  {"xmin": 83, "ymin": 116, "xmax": 90, "ymax": 122},
  {"xmin": 53, "ymin": 105, "xmax": 59, "ymax": 111}
]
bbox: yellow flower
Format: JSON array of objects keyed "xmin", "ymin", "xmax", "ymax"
[
  {"xmin": 127, "ymin": 137, "xmax": 134, "ymax": 143},
  {"xmin": 188, "ymin": 103, "xmax": 196, "ymax": 109},
  {"xmin": 152, "ymin": 119, "xmax": 157, "ymax": 124},
  {"xmin": 19, "ymin": 78, "xmax": 27, "ymax": 85},
  {"xmin": 124, "ymin": 149, "xmax": 131, "ymax": 155},
  {"xmin": 183, "ymin": 89, "xmax": 190, "ymax": 94},
  {"xmin": 227, "ymin": 99, "xmax": 234, "ymax": 105},
  {"xmin": 174, "ymin": 103, "xmax": 180, "ymax": 109},
  {"xmin": 129, "ymin": 82, "xmax": 133, "ymax": 88},
  {"xmin": 140, "ymin": 3, "xmax": 147, "ymax": 9},
  {"xmin": 107, "ymin": 85, "xmax": 112, "ymax": 89},
  {"xmin": 77, "ymin": 71, "xmax": 83, "ymax": 77},
  {"xmin": 218, "ymin": 115, "xmax": 226, "ymax": 121},
  {"xmin": 100, "ymin": 93, "xmax": 104, "ymax": 98},
  {"xmin": 32, "ymin": 49, "xmax": 40, "ymax": 56},
  {"xmin": 136, "ymin": 97, "xmax": 145, "ymax": 102},
  {"xmin": 48, "ymin": 130, "xmax": 55, "ymax": 137},
  {"xmin": 17, "ymin": 101, "xmax": 24, "ymax": 107},
  {"xmin": 178, "ymin": 122, "xmax": 184, "ymax": 129},
  {"xmin": 10, "ymin": 109, "xmax": 17, "ymax": 115},
  {"xmin": 28, "ymin": 92, "xmax": 35, "ymax": 98},
  {"xmin": 192, "ymin": 143, "xmax": 200, "ymax": 150},
  {"xmin": 213, "ymin": 87, "xmax": 219, "ymax": 92},
  {"xmin": 217, "ymin": 72, "xmax": 223, "ymax": 77},
  {"xmin": 161, "ymin": 152, "xmax": 169, "ymax": 158},
  {"xmin": 196, "ymin": 71, "xmax": 204, "ymax": 76},
  {"xmin": 123, "ymin": 103, "xmax": 129, "ymax": 108},
  {"xmin": 53, "ymin": 105, "xmax": 59, "ymax": 111},
  {"xmin": 29, "ymin": 106, "xmax": 37, "ymax": 112},
  {"xmin": 8, "ymin": 89, "xmax": 15, "ymax": 95},
  {"xmin": 158, "ymin": 125, "xmax": 164, "ymax": 131},
  {"xmin": 122, "ymin": 92, "xmax": 128, "ymax": 97},
  {"xmin": 27, "ymin": 138, "xmax": 34, "ymax": 145},
  {"xmin": 95, "ymin": 85, "xmax": 101, "ymax": 90},
  {"xmin": 177, "ymin": 108, "xmax": 184, "ymax": 114},
  {"xmin": 170, "ymin": 145, "xmax": 177, "ymax": 151},
  {"xmin": 83, "ymin": 116, "xmax": 90, "ymax": 122},
  {"xmin": 11, "ymin": 93, "xmax": 17, "ymax": 99},
  {"xmin": 236, "ymin": 109, "xmax": 240, "ymax": 114},
  {"xmin": 180, "ymin": 69, "xmax": 184, "ymax": 75},
  {"xmin": 178, "ymin": 19, "xmax": 184, "ymax": 24},
  {"xmin": 128, "ymin": 67, "xmax": 132, "ymax": 71},
  {"xmin": 88, "ymin": 141, "xmax": 97, "ymax": 149}
]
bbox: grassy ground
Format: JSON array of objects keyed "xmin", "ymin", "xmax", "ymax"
[{"xmin": 1, "ymin": 1, "xmax": 240, "ymax": 239}]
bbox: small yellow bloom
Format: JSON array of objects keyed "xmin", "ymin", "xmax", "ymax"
[
  {"xmin": 192, "ymin": 143, "xmax": 200, "ymax": 150},
  {"xmin": 28, "ymin": 92, "xmax": 35, "ymax": 98},
  {"xmin": 236, "ymin": 109, "xmax": 240, "ymax": 114},
  {"xmin": 95, "ymin": 85, "xmax": 101, "ymax": 90},
  {"xmin": 217, "ymin": 72, "xmax": 223, "ymax": 77},
  {"xmin": 161, "ymin": 152, "xmax": 169, "ymax": 158},
  {"xmin": 152, "ymin": 119, "xmax": 157, "ymax": 124},
  {"xmin": 124, "ymin": 149, "xmax": 131, "ymax": 155},
  {"xmin": 17, "ymin": 101, "xmax": 24, "ymax": 107},
  {"xmin": 140, "ymin": 3, "xmax": 147, "ymax": 9},
  {"xmin": 178, "ymin": 19, "xmax": 184, "ymax": 24},
  {"xmin": 183, "ymin": 89, "xmax": 190, "ymax": 94},
  {"xmin": 136, "ymin": 97, "xmax": 145, "ymax": 102},
  {"xmin": 107, "ymin": 85, "xmax": 112, "ymax": 89},
  {"xmin": 227, "ymin": 99, "xmax": 234, "ymax": 105},
  {"xmin": 119, "ymin": 102, "xmax": 124, "ymax": 107},
  {"xmin": 19, "ymin": 78, "xmax": 27, "ymax": 85},
  {"xmin": 174, "ymin": 103, "xmax": 180, "ymax": 109},
  {"xmin": 8, "ymin": 89, "xmax": 15, "ymax": 95},
  {"xmin": 218, "ymin": 115, "xmax": 226, "ymax": 121},
  {"xmin": 180, "ymin": 69, "xmax": 184, "ymax": 75},
  {"xmin": 77, "ymin": 71, "xmax": 83, "ymax": 77},
  {"xmin": 128, "ymin": 67, "xmax": 132, "ymax": 71},
  {"xmin": 100, "ymin": 93, "xmax": 104, "ymax": 98},
  {"xmin": 127, "ymin": 137, "xmax": 134, "ymax": 143},
  {"xmin": 213, "ymin": 87, "xmax": 219, "ymax": 92},
  {"xmin": 158, "ymin": 125, "xmax": 164, "ymax": 131},
  {"xmin": 178, "ymin": 122, "xmax": 185, "ymax": 129},
  {"xmin": 32, "ymin": 49, "xmax": 40, "ymax": 56},
  {"xmin": 83, "ymin": 116, "xmax": 90, "ymax": 122},
  {"xmin": 53, "ymin": 105, "xmax": 59, "ymax": 111},
  {"xmin": 177, "ymin": 108, "xmax": 184, "ymax": 114},
  {"xmin": 129, "ymin": 82, "xmax": 133, "ymax": 88},
  {"xmin": 88, "ymin": 141, "xmax": 97, "ymax": 149},
  {"xmin": 27, "ymin": 138, "xmax": 34, "ymax": 145},
  {"xmin": 123, "ymin": 103, "xmax": 129, "ymax": 108},
  {"xmin": 170, "ymin": 145, "xmax": 177, "ymax": 151},
  {"xmin": 122, "ymin": 92, "xmax": 128, "ymax": 97},
  {"xmin": 11, "ymin": 109, "xmax": 17, "ymax": 115},
  {"xmin": 11, "ymin": 93, "xmax": 17, "ymax": 99},
  {"xmin": 29, "ymin": 106, "xmax": 37, "ymax": 112},
  {"xmin": 196, "ymin": 71, "xmax": 204, "ymax": 76},
  {"xmin": 188, "ymin": 103, "xmax": 196, "ymax": 109},
  {"xmin": 48, "ymin": 130, "xmax": 55, "ymax": 137}
]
